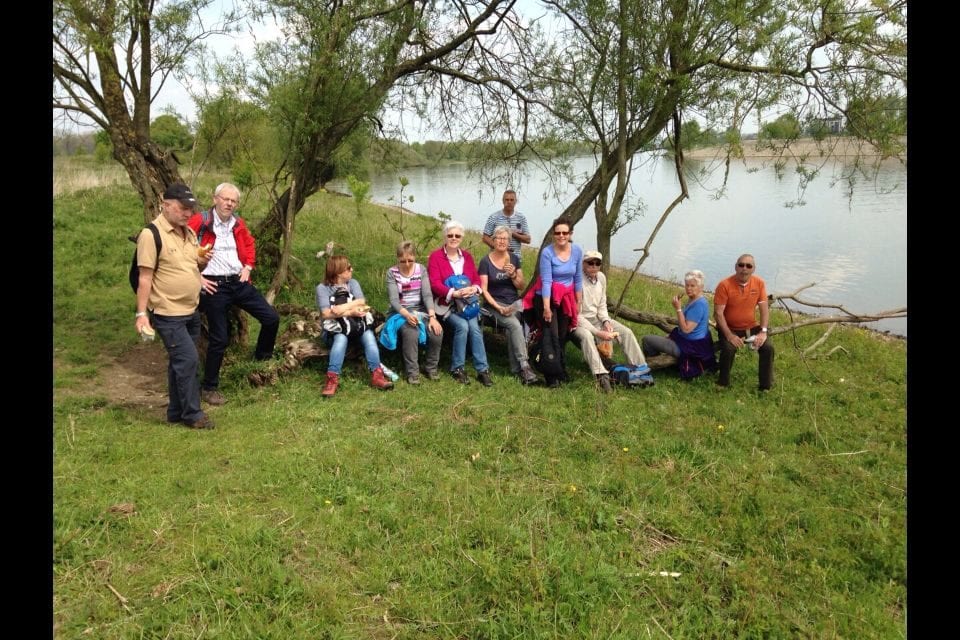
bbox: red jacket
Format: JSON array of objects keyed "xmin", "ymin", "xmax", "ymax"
[{"xmin": 187, "ymin": 210, "xmax": 257, "ymax": 269}]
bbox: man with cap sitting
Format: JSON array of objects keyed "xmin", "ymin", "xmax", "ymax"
[
  {"xmin": 569, "ymin": 250, "xmax": 649, "ymax": 393},
  {"xmin": 133, "ymin": 183, "xmax": 216, "ymax": 429},
  {"xmin": 188, "ymin": 182, "xmax": 280, "ymax": 406}
]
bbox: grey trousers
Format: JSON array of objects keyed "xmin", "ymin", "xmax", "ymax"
[
  {"xmin": 485, "ymin": 307, "xmax": 530, "ymax": 374},
  {"xmin": 398, "ymin": 321, "xmax": 443, "ymax": 378}
]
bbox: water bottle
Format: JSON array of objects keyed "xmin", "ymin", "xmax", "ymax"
[{"xmin": 380, "ymin": 364, "xmax": 400, "ymax": 382}]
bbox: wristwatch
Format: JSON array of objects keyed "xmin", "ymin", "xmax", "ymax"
[
  {"xmin": 760, "ymin": 327, "xmax": 767, "ymax": 333},
  {"xmin": 135, "ymin": 311, "xmax": 148, "ymax": 318}
]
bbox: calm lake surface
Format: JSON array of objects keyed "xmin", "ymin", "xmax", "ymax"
[{"xmin": 331, "ymin": 153, "xmax": 907, "ymax": 336}]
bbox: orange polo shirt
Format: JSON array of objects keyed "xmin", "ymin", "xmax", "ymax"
[{"xmin": 714, "ymin": 274, "xmax": 767, "ymax": 331}]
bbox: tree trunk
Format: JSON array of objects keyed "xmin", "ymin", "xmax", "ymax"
[{"xmin": 112, "ymin": 139, "xmax": 184, "ymax": 223}]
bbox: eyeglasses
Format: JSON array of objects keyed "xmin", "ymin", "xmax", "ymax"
[
  {"xmin": 215, "ymin": 196, "xmax": 239, "ymax": 205},
  {"xmin": 397, "ymin": 259, "xmax": 415, "ymax": 264},
  {"xmin": 553, "ymin": 230, "xmax": 571, "ymax": 236},
  {"xmin": 447, "ymin": 233, "xmax": 463, "ymax": 239},
  {"xmin": 584, "ymin": 260, "xmax": 601, "ymax": 266},
  {"xmin": 736, "ymin": 262, "xmax": 754, "ymax": 269},
  {"xmin": 494, "ymin": 237, "xmax": 509, "ymax": 242}
]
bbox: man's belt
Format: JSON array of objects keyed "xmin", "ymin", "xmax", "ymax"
[{"xmin": 205, "ymin": 274, "xmax": 240, "ymax": 283}]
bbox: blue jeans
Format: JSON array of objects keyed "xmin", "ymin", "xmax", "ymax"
[
  {"xmin": 200, "ymin": 280, "xmax": 280, "ymax": 390},
  {"xmin": 444, "ymin": 312, "xmax": 489, "ymax": 372},
  {"xmin": 151, "ymin": 311, "xmax": 204, "ymax": 423},
  {"xmin": 326, "ymin": 329, "xmax": 381, "ymax": 374}
]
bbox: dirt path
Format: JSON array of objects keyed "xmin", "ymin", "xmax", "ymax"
[{"xmin": 57, "ymin": 342, "xmax": 170, "ymax": 416}]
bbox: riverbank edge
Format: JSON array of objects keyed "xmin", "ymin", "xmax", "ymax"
[
  {"xmin": 334, "ymin": 187, "xmax": 906, "ymax": 343},
  {"xmin": 683, "ymin": 135, "xmax": 907, "ymax": 161}
]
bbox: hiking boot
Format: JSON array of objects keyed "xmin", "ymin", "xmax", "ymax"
[
  {"xmin": 184, "ymin": 414, "xmax": 215, "ymax": 430},
  {"xmin": 597, "ymin": 373, "xmax": 613, "ymax": 393},
  {"xmin": 202, "ymin": 389, "xmax": 227, "ymax": 405},
  {"xmin": 477, "ymin": 370, "xmax": 493, "ymax": 387},
  {"xmin": 424, "ymin": 369, "xmax": 441, "ymax": 381},
  {"xmin": 519, "ymin": 363, "xmax": 538, "ymax": 386},
  {"xmin": 451, "ymin": 368, "xmax": 470, "ymax": 384},
  {"xmin": 407, "ymin": 374, "xmax": 421, "ymax": 385},
  {"xmin": 371, "ymin": 367, "xmax": 395, "ymax": 390},
  {"xmin": 322, "ymin": 372, "xmax": 339, "ymax": 398}
]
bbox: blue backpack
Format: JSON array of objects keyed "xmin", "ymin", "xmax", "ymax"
[
  {"xmin": 444, "ymin": 274, "xmax": 481, "ymax": 320},
  {"xmin": 610, "ymin": 363, "xmax": 654, "ymax": 388}
]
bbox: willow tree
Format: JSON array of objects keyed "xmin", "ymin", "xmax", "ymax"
[
  {"xmin": 241, "ymin": 0, "xmax": 517, "ymax": 301},
  {"xmin": 409, "ymin": 0, "xmax": 906, "ymax": 269},
  {"xmin": 52, "ymin": 0, "xmax": 239, "ymax": 222}
]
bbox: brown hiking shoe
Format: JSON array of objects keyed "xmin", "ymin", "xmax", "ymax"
[
  {"xmin": 202, "ymin": 389, "xmax": 227, "ymax": 406},
  {"xmin": 184, "ymin": 414, "xmax": 215, "ymax": 430},
  {"xmin": 371, "ymin": 367, "xmax": 395, "ymax": 390},
  {"xmin": 322, "ymin": 372, "xmax": 339, "ymax": 398}
]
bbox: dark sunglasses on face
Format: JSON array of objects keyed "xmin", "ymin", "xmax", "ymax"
[
  {"xmin": 584, "ymin": 260, "xmax": 601, "ymax": 266},
  {"xmin": 554, "ymin": 230, "xmax": 570, "ymax": 236},
  {"xmin": 737, "ymin": 262, "xmax": 754, "ymax": 269},
  {"xmin": 447, "ymin": 234, "xmax": 463, "ymax": 239}
]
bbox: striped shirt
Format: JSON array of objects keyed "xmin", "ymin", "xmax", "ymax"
[
  {"xmin": 483, "ymin": 209, "xmax": 530, "ymax": 258},
  {"xmin": 388, "ymin": 263, "xmax": 427, "ymax": 308}
]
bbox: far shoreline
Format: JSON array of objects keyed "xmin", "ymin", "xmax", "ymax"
[{"xmin": 683, "ymin": 135, "xmax": 906, "ymax": 162}]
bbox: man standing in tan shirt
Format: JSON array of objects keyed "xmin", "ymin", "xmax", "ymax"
[{"xmin": 134, "ymin": 183, "xmax": 216, "ymax": 429}]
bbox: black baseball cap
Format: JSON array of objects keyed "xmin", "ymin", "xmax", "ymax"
[{"xmin": 162, "ymin": 183, "xmax": 197, "ymax": 204}]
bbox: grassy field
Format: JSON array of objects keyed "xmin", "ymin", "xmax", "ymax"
[{"xmin": 53, "ymin": 170, "xmax": 906, "ymax": 638}]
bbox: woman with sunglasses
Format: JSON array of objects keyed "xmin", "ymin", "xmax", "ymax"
[
  {"xmin": 383, "ymin": 240, "xmax": 444, "ymax": 384},
  {"xmin": 316, "ymin": 254, "xmax": 395, "ymax": 397},
  {"xmin": 526, "ymin": 216, "xmax": 583, "ymax": 387},
  {"xmin": 641, "ymin": 269, "xmax": 717, "ymax": 380},
  {"xmin": 427, "ymin": 220, "xmax": 494, "ymax": 386}
]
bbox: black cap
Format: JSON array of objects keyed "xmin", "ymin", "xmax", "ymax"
[{"xmin": 162, "ymin": 183, "xmax": 197, "ymax": 204}]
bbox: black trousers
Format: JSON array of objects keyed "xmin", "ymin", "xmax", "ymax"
[{"xmin": 718, "ymin": 326, "xmax": 774, "ymax": 390}]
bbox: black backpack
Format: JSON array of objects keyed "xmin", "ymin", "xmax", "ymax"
[{"xmin": 128, "ymin": 224, "xmax": 161, "ymax": 293}]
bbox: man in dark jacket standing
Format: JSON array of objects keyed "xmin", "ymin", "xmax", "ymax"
[{"xmin": 188, "ymin": 183, "xmax": 280, "ymax": 405}]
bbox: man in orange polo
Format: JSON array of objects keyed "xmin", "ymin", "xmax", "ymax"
[{"xmin": 714, "ymin": 253, "xmax": 774, "ymax": 391}]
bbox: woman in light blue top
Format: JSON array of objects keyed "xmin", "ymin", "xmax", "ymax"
[{"xmin": 641, "ymin": 269, "xmax": 717, "ymax": 380}]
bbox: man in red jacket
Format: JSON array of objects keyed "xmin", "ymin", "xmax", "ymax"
[{"xmin": 188, "ymin": 183, "xmax": 280, "ymax": 405}]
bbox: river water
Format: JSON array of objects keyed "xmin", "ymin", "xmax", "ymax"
[{"xmin": 330, "ymin": 153, "xmax": 906, "ymax": 336}]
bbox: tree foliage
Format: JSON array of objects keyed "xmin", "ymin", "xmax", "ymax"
[
  {"xmin": 238, "ymin": 0, "xmax": 519, "ymax": 300},
  {"xmin": 760, "ymin": 113, "xmax": 802, "ymax": 140},
  {"xmin": 402, "ymin": 0, "xmax": 906, "ymax": 271},
  {"xmin": 53, "ymin": 0, "xmax": 237, "ymax": 222},
  {"xmin": 151, "ymin": 113, "xmax": 193, "ymax": 151}
]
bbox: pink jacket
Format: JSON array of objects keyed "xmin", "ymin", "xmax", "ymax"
[{"xmin": 427, "ymin": 247, "xmax": 481, "ymax": 316}]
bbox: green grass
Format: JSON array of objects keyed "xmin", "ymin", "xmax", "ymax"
[{"xmin": 53, "ymin": 176, "xmax": 906, "ymax": 638}]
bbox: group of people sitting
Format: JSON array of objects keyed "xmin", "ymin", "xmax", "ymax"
[
  {"xmin": 136, "ymin": 181, "xmax": 773, "ymax": 432},
  {"xmin": 316, "ymin": 212, "xmax": 775, "ymax": 398}
]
